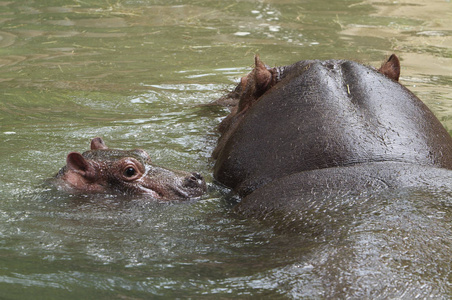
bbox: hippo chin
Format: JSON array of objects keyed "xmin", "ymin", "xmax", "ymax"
[
  {"xmin": 213, "ymin": 54, "xmax": 452, "ymax": 208},
  {"xmin": 54, "ymin": 137, "xmax": 206, "ymax": 200}
]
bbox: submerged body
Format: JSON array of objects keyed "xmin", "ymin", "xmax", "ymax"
[
  {"xmin": 212, "ymin": 55, "xmax": 452, "ymax": 297},
  {"xmin": 54, "ymin": 137, "xmax": 206, "ymax": 200}
]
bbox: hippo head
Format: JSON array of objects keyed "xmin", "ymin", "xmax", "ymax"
[
  {"xmin": 54, "ymin": 137, "xmax": 206, "ymax": 200},
  {"xmin": 212, "ymin": 54, "xmax": 452, "ymax": 196},
  {"xmin": 213, "ymin": 54, "xmax": 401, "ymax": 159}
]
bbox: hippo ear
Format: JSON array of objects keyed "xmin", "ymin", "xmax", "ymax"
[
  {"xmin": 91, "ymin": 137, "xmax": 108, "ymax": 150},
  {"xmin": 378, "ymin": 54, "xmax": 400, "ymax": 81},
  {"xmin": 237, "ymin": 55, "xmax": 276, "ymax": 113},
  {"xmin": 66, "ymin": 152, "xmax": 97, "ymax": 180},
  {"xmin": 253, "ymin": 55, "xmax": 273, "ymax": 95}
]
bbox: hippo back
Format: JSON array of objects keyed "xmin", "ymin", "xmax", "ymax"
[{"xmin": 214, "ymin": 59, "xmax": 452, "ymax": 196}]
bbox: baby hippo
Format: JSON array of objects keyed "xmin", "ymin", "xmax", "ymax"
[{"xmin": 54, "ymin": 137, "xmax": 206, "ymax": 200}]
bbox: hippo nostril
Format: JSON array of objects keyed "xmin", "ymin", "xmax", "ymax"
[
  {"xmin": 184, "ymin": 172, "xmax": 205, "ymax": 189},
  {"xmin": 191, "ymin": 172, "xmax": 203, "ymax": 181}
]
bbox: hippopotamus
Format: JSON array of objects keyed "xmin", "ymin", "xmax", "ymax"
[
  {"xmin": 212, "ymin": 55, "xmax": 452, "ymax": 297},
  {"xmin": 211, "ymin": 55, "xmax": 452, "ymax": 296},
  {"xmin": 213, "ymin": 54, "xmax": 452, "ymax": 212},
  {"xmin": 53, "ymin": 137, "xmax": 206, "ymax": 200}
]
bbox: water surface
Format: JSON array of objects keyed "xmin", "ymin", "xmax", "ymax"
[{"xmin": 1, "ymin": 0, "xmax": 451, "ymax": 298}]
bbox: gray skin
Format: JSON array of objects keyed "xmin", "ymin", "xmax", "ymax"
[
  {"xmin": 213, "ymin": 55, "xmax": 452, "ymax": 198},
  {"xmin": 235, "ymin": 162, "xmax": 452, "ymax": 298},
  {"xmin": 54, "ymin": 137, "xmax": 206, "ymax": 200},
  {"xmin": 234, "ymin": 161, "xmax": 452, "ymax": 221},
  {"xmin": 213, "ymin": 55, "xmax": 452, "ymax": 297}
]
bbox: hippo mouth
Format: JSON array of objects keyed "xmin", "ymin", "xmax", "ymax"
[
  {"xmin": 137, "ymin": 172, "xmax": 206, "ymax": 200},
  {"xmin": 136, "ymin": 184, "xmax": 205, "ymax": 200},
  {"xmin": 135, "ymin": 185, "xmax": 165, "ymax": 199}
]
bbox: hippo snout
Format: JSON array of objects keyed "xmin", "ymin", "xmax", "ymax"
[{"xmin": 183, "ymin": 172, "xmax": 207, "ymax": 192}]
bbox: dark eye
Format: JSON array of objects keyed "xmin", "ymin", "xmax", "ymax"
[{"xmin": 124, "ymin": 167, "xmax": 136, "ymax": 177}]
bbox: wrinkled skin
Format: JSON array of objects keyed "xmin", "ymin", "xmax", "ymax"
[
  {"xmin": 54, "ymin": 137, "xmax": 206, "ymax": 200},
  {"xmin": 214, "ymin": 55, "xmax": 452, "ymax": 197}
]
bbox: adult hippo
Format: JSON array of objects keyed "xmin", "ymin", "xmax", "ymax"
[
  {"xmin": 212, "ymin": 55, "xmax": 452, "ymax": 297},
  {"xmin": 53, "ymin": 137, "xmax": 206, "ymax": 200},
  {"xmin": 213, "ymin": 55, "xmax": 452, "ymax": 197}
]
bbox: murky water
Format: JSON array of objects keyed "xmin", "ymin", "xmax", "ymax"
[{"xmin": 1, "ymin": 0, "xmax": 451, "ymax": 298}]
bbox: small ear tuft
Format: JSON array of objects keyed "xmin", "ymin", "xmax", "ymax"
[
  {"xmin": 237, "ymin": 55, "xmax": 276, "ymax": 113},
  {"xmin": 378, "ymin": 54, "xmax": 400, "ymax": 81},
  {"xmin": 253, "ymin": 55, "xmax": 273, "ymax": 95},
  {"xmin": 254, "ymin": 55, "xmax": 265, "ymax": 69},
  {"xmin": 66, "ymin": 152, "xmax": 96, "ymax": 179},
  {"xmin": 91, "ymin": 137, "xmax": 108, "ymax": 150}
]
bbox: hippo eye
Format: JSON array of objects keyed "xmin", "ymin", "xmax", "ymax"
[{"xmin": 124, "ymin": 167, "xmax": 136, "ymax": 178}]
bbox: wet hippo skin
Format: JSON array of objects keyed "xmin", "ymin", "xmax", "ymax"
[
  {"xmin": 212, "ymin": 56, "xmax": 452, "ymax": 297},
  {"xmin": 213, "ymin": 55, "xmax": 452, "ymax": 199},
  {"xmin": 234, "ymin": 161, "xmax": 452, "ymax": 221},
  {"xmin": 53, "ymin": 137, "xmax": 206, "ymax": 200}
]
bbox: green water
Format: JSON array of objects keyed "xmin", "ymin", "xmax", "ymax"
[{"xmin": 1, "ymin": 0, "xmax": 452, "ymax": 298}]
